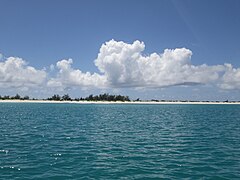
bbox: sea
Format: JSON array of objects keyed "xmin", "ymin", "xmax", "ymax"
[{"xmin": 0, "ymin": 103, "xmax": 239, "ymax": 179}]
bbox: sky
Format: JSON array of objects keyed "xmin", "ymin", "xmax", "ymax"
[{"xmin": 0, "ymin": 0, "xmax": 240, "ymax": 100}]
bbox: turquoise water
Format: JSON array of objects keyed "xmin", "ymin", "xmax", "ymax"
[{"xmin": 0, "ymin": 103, "xmax": 239, "ymax": 179}]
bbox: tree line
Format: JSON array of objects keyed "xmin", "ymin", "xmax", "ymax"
[
  {"xmin": 0, "ymin": 93, "xmax": 130, "ymax": 101},
  {"xmin": 0, "ymin": 94, "xmax": 29, "ymax": 100},
  {"xmin": 47, "ymin": 93, "xmax": 130, "ymax": 102}
]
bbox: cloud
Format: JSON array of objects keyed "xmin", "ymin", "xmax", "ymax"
[
  {"xmin": 94, "ymin": 40, "xmax": 225, "ymax": 88},
  {"xmin": 0, "ymin": 56, "xmax": 47, "ymax": 89},
  {"xmin": 1, "ymin": 40, "xmax": 240, "ymax": 93},
  {"xmin": 219, "ymin": 64, "xmax": 240, "ymax": 90},
  {"xmin": 48, "ymin": 40, "xmax": 235, "ymax": 90},
  {"xmin": 47, "ymin": 59, "xmax": 106, "ymax": 89}
]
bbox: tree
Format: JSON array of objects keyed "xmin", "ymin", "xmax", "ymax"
[
  {"xmin": 14, "ymin": 94, "xmax": 21, "ymax": 99},
  {"xmin": 3, "ymin": 95, "xmax": 10, "ymax": 100},
  {"xmin": 83, "ymin": 93, "xmax": 130, "ymax": 102},
  {"xmin": 62, "ymin": 94, "xmax": 71, "ymax": 101},
  {"xmin": 23, "ymin": 96, "xmax": 30, "ymax": 100},
  {"xmin": 49, "ymin": 94, "xmax": 61, "ymax": 101},
  {"xmin": 86, "ymin": 94, "xmax": 94, "ymax": 101}
]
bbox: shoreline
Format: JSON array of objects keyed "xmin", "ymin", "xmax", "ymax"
[{"xmin": 0, "ymin": 100, "xmax": 240, "ymax": 105}]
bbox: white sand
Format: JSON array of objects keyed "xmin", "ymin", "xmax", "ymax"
[{"xmin": 0, "ymin": 100, "xmax": 239, "ymax": 105}]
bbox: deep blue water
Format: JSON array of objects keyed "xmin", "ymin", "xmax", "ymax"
[{"xmin": 0, "ymin": 103, "xmax": 239, "ymax": 179}]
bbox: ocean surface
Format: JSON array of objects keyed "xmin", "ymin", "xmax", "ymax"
[{"xmin": 0, "ymin": 103, "xmax": 239, "ymax": 179}]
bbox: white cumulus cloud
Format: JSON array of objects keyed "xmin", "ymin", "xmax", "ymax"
[
  {"xmin": 219, "ymin": 64, "xmax": 240, "ymax": 90},
  {"xmin": 94, "ymin": 40, "xmax": 225, "ymax": 88},
  {"xmin": 0, "ymin": 56, "xmax": 47, "ymax": 89},
  {"xmin": 2, "ymin": 40, "xmax": 240, "ymax": 93},
  {"xmin": 47, "ymin": 59, "xmax": 106, "ymax": 89},
  {"xmin": 48, "ymin": 40, "xmax": 236, "ymax": 90}
]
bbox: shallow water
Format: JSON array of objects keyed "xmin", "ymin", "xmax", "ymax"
[{"xmin": 0, "ymin": 103, "xmax": 239, "ymax": 179}]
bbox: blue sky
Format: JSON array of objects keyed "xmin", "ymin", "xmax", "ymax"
[{"xmin": 0, "ymin": 0, "xmax": 240, "ymax": 100}]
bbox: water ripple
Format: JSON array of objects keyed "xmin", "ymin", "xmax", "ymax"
[{"xmin": 0, "ymin": 103, "xmax": 239, "ymax": 179}]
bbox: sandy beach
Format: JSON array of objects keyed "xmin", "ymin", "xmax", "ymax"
[{"xmin": 0, "ymin": 99, "xmax": 239, "ymax": 105}]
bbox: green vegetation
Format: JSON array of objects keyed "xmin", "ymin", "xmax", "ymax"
[
  {"xmin": 83, "ymin": 93, "xmax": 130, "ymax": 101},
  {"xmin": 47, "ymin": 94, "xmax": 72, "ymax": 101},
  {"xmin": 0, "ymin": 93, "xmax": 130, "ymax": 102},
  {"xmin": 47, "ymin": 94, "xmax": 61, "ymax": 101},
  {"xmin": 1, "ymin": 93, "xmax": 236, "ymax": 103},
  {"xmin": 0, "ymin": 94, "xmax": 30, "ymax": 100},
  {"xmin": 47, "ymin": 93, "xmax": 130, "ymax": 102}
]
